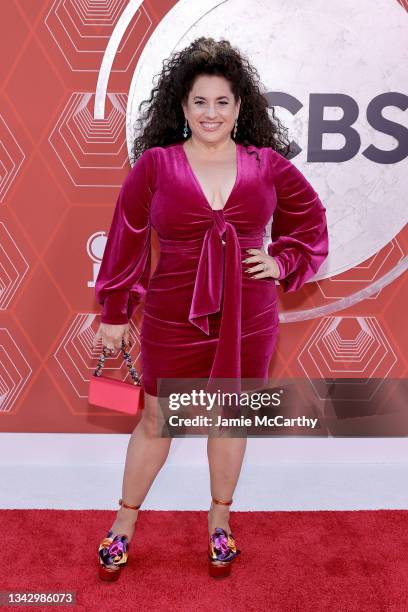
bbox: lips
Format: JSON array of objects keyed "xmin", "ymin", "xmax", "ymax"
[{"xmin": 200, "ymin": 122, "xmax": 222, "ymax": 130}]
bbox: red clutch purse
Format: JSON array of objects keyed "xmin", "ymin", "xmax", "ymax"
[{"xmin": 88, "ymin": 339, "xmax": 144, "ymax": 415}]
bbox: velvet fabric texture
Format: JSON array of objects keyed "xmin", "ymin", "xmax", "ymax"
[{"xmin": 95, "ymin": 142, "xmax": 329, "ymax": 397}]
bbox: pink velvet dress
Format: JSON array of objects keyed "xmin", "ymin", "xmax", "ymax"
[{"xmin": 95, "ymin": 142, "xmax": 329, "ymax": 397}]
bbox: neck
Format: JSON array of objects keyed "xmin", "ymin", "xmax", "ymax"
[{"xmin": 186, "ymin": 136, "xmax": 235, "ymax": 156}]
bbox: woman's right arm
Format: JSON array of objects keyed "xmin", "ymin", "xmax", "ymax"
[{"xmin": 93, "ymin": 148, "xmax": 155, "ymax": 349}]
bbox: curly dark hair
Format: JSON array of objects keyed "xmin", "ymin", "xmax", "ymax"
[{"xmin": 130, "ymin": 37, "xmax": 290, "ymax": 165}]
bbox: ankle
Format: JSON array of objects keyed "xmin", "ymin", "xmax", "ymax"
[
  {"xmin": 209, "ymin": 500, "xmax": 230, "ymax": 515},
  {"xmin": 117, "ymin": 506, "xmax": 139, "ymax": 523},
  {"xmin": 208, "ymin": 506, "xmax": 230, "ymax": 529},
  {"xmin": 110, "ymin": 509, "xmax": 138, "ymax": 542},
  {"xmin": 208, "ymin": 505, "xmax": 229, "ymax": 518}
]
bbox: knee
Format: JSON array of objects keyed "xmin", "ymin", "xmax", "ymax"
[
  {"xmin": 140, "ymin": 411, "xmax": 164, "ymax": 438},
  {"xmin": 137, "ymin": 392, "xmax": 167, "ymax": 438}
]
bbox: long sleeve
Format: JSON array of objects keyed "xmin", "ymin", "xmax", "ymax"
[
  {"xmin": 267, "ymin": 148, "xmax": 329, "ymax": 292},
  {"xmin": 95, "ymin": 148, "xmax": 155, "ymax": 324}
]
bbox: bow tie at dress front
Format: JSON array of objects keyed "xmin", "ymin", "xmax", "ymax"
[
  {"xmin": 160, "ymin": 210, "xmax": 265, "ymax": 392},
  {"xmin": 95, "ymin": 142, "xmax": 329, "ymax": 399}
]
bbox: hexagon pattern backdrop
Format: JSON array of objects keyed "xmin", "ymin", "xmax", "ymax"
[{"xmin": 0, "ymin": 0, "xmax": 407, "ymax": 434}]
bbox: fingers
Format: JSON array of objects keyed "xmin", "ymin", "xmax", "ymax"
[
  {"xmin": 244, "ymin": 248, "xmax": 268, "ymax": 278},
  {"xmin": 244, "ymin": 249, "xmax": 279, "ymax": 279},
  {"xmin": 243, "ymin": 250, "xmax": 262, "ymax": 269},
  {"xmin": 246, "ymin": 265, "xmax": 271, "ymax": 279},
  {"xmin": 243, "ymin": 249, "xmax": 265, "ymax": 267},
  {"xmin": 93, "ymin": 322, "xmax": 131, "ymax": 353}
]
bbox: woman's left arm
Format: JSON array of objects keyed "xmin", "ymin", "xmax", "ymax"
[{"xmin": 267, "ymin": 148, "xmax": 329, "ymax": 292}]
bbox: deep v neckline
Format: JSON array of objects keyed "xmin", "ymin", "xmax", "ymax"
[{"xmin": 180, "ymin": 141, "xmax": 241, "ymax": 213}]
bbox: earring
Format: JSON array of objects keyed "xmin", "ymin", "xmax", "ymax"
[
  {"xmin": 233, "ymin": 118, "xmax": 238, "ymax": 139},
  {"xmin": 183, "ymin": 119, "xmax": 189, "ymax": 139}
]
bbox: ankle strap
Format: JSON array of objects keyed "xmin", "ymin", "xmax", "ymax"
[
  {"xmin": 119, "ymin": 498, "xmax": 141, "ymax": 510},
  {"xmin": 212, "ymin": 497, "xmax": 233, "ymax": 506}
]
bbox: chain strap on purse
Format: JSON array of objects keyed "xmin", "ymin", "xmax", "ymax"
[{"xmin": 93, "ymin": 339, "xmax": 142, "ymax": 385}]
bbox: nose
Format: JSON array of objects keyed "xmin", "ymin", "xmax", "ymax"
[{"xmin": 205, "ymin": 105, "xmax": 217, "ymax": 118}]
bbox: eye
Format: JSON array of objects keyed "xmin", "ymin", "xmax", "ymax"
[{"xmin": 194, "ymin": 100, "xmax": 229, "ymax": 105}]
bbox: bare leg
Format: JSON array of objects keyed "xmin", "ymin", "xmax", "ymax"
[
  {"xmin": 207, "ymin": 437, "xmax": 247, "ymax": 536},
  {"xmin": 108, "ymin": 391, "xmax": 172, "ymax": 542}
]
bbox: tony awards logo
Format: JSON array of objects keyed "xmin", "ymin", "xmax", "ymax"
[{"xmin": 87, "ymin": 232, "xmax": 107, "ymax": 288}]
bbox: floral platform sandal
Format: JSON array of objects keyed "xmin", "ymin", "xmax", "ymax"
[
  {"xmin": 208, "ymin": 497, "xmax": 241, "ymax": 578},
  {"xmin": 98, "ymin": 498, "xmax": 141, "ymax": 582}
]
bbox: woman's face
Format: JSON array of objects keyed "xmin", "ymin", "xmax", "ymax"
[{"xmin": 182, "ymin": 74, "xmax": 240, "ymax": 144}]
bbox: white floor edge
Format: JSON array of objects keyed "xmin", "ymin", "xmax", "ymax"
[{"xmin": 1, "ymin": 434, "xmax": 408, "ymax": 510}]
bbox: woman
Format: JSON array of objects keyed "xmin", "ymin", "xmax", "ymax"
[{"xmin": 94, "ymin": 37, "xmax": 329, "ymax": 580}]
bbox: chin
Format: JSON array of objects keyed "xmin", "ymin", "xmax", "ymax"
[{"xmin": 197, "ymin": 126, "xmax": 229, "ymax": 138}]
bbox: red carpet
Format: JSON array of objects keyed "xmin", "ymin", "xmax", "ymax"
[{"xmin": 2, "ymin": 509, "xmax": 408, "ymax": 611}]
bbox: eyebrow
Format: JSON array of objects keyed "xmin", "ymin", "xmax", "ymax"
[{"xmin": 193, "ymin": 95, "xmax": 230, "ymax": 100}]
